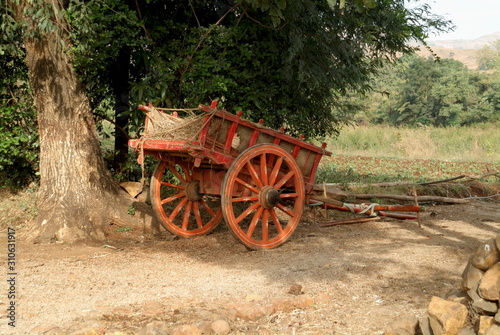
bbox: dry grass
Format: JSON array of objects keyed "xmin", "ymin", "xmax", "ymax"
[{"xmin": 326, "ymin": 124, "xmax": 500, "ymax": 164}]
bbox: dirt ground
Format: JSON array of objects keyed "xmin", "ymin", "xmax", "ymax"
[{"xmin": 1, "ymin": 200, "xmax": 500, "ymax": 335}]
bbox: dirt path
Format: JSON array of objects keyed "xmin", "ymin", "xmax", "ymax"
[{"xmin": 2, "ymin": 201, "xmax": 500, "ymax": 335}]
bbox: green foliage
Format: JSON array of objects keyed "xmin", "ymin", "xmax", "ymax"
[
  {"xmin": 0, "ymin": 45, "xmax": 38, "ymax": 187},
  {"xmin": 116, "ymin": 226, "xmax": 134, "ymax": 232},
  {"xmin": 66, "ymin": 0, "xmax": 452, "ymax": 139},
  {"xmin": 1, "ymin": 0, "xmax": 454, "ymax": 186},
  {"xmin": 477, "ymin": 41, "xmax": 500, "ymax": 71},
  {"xmin": 353, "ymin": 53, "xmax": 500, "ymax": 127}
]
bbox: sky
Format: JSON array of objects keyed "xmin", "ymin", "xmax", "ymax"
[{"xmin": 416, "ymin": 0, "xmax": 500, "ymax": 40}]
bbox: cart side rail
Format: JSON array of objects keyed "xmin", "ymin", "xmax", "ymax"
[{"xmin": 197, "ymin": 102, "xmax": 331, "ymax": 191}]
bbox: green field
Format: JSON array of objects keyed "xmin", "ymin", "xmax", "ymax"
[{"xmin": 317, "ymin": 124, "xmax": 500, "ymax": 185}]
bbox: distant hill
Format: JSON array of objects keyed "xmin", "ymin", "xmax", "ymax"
[
  {"xmin": 426, "ymin": 31, "xmax": 500, "ymax": 49},
  {"xmin": 414, "ymin": 46, "xmax": 480, "ymax": 70},
  {"xmin": 411, "ymin": 31, "xmax": 500, "ymax": 70}
]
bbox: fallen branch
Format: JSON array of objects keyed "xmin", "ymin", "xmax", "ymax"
[
  {"xmin": 466, "ymin": 171, "xmax": 500, "ymax": 180},
  {"xmin": 320, "ymin": 217, "xmax": 381, "ymax": 227},
  {"xmin": 349, "ymin": 193, "xmax": 469, "ymax": 204},
  {"xmin": 418, "ymin": 175, "xmax": 466, "ymax": 185},
  {"xmin": 316, "ymin": 171, "xmax": 499, "ymax": 189}
]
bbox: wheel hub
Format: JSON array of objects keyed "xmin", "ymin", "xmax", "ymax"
[
  {"xmin": 185, "ymin": 181, "xmax": 203, "ymax": 201},
  {"xmin": 259, "ymin": 186, "xmax": 281, "ymax": 209}
]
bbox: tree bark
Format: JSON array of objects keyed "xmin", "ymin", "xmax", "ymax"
[{"xmin": 14, "ymin": 0, "xmax": 130, "ymax": 243}]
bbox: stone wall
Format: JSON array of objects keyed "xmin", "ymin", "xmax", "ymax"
[{"xmin": 385, "ymin": 233, "xmax": 500, "ymax": 335}]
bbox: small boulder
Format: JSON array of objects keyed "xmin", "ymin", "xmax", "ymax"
[
  {"xmin": 384, "ymin": 315, "xmax": 418, "ymax": 335},
  {"xmin": 478, "ymin": 263, "xmax": 500, "ymax": 301},
  {"xmin": 484, "ymin": 324, "xmax": 500, "ymax": 335},
  {"xmin": 468, "ymin": 283, "xmax": 499, "ymax": 315},
  {"xmin": 428, "ymin": 296, "xmax": 468, "ymax": 335},
  {"xmin": 472, "ymin": 240, "xmax": 500, "ymax": 271},
  {"xmin": 288, "ymin": 284, "xmax": 303, "ymax": 295},
  {"xmin": 419, "ymin": 317, "xmax": 433, "ymax": 335},
  {"xmin": 478, "ymin": 316, "xmax": 495, "ymax": 335},
  {"xmin": 210, "ymin": 319, "xmax": 231, "ymax": 335},
  {"xmin": 230, "ymin": 302, "xmax": 273, "ymax": 321},
  {"xmin": 120, "ymin": 181, "xmax": 143, "ymax": 198},
  {"xmin": 462, "ymin": 259, "xmax": 485, "ymax": 291},
  {"xmin": 171, "ymin": 325, "xmax": 201, "ymax": 335}
]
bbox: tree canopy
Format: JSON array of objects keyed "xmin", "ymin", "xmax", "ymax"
[
  {"xmin": 1, "ymin": 0, "xmax": 453, "ymax": 186},
  {"xmin": 65, "ymin": 0, "xmax": 451, "ymax": 137}
]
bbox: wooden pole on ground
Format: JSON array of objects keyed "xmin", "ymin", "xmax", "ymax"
[{"xmin": 413, "ymin": 186, "xmax": 422, "ymax": 228}]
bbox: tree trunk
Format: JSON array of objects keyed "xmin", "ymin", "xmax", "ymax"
[{"xmin": 16, "ymin": 0, "xmax": 130, "ymax": 243}]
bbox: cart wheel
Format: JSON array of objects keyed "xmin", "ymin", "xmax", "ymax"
[
  {"xmin": 150, "ymin": 161, "xmax": 222, "ymax": 237},
  {"xmin": 221, "ymin": 144, "xmax": 305, "ymax": 250}
]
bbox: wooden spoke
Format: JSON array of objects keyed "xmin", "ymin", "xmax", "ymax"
[
  {"xmin": 169, "ymin": 197, "xmax": 188, "ymax": 221},
  {"xmin": 231, "ymin": 196, "xmax": 259, "ymax": 203},
  {"xmin": 280, "ymin": 192, "xmax": 299, "ymax": 199},
  {"xmin": 261, "ymin": 209, "xmax": 269, "ymax": 241},
  {"xmin": 260, "ymin": 153, "xmax": 268, "ymax": 185},
  {"xmin": 168, "ymin": 164, "xmax": 188, "ymax": 184},
  {"xmin": 269, "ymin": 209, "xmax": 284, "ymax": 234},
  {"xmin": 276, "ymin": 203, "xmax": 295, "ymax": 218},
  {"xmin": 274, "ymin": 170, "xmax": 295, "ymax": 190},
  {"xmin": 269, "ymin": 156, "xmax": 283, "ymax": 186},
  {"xmin": 235, "ymin": 202, "xmax": 260, "ymax": 224},
  {"xmin": 181, "ymin": 164, "xmax": 193, "ymax": 181},
  {"xmin": 221, "ymin": 144, "xmax": 305, "ymax": 250},
  {"xmin": 161, "ymin": 191, "xmax": 185, "ymax": 205},
  {"xmin": 160, "ymin": 181, "xmax": 184, "ymax": 190},
  {"xmin": 235, "ymin": 177, "xmax": 260, "ymax": 194},
  {"xmin": 181, "ymin": 201, "xmax": 192, "ymax": 231},
  {"xmin": 246, "ymin": 206, "xmax": 264, "ymax": 238},
  {"xmin": 150, "ymin": 161, "xmax": 222, "ymax": 237},
  {"xmin": 192, "ymin": 202, "xmax": 203, "ymax": 229},
  {"xmin": 245, "ymin": 161, "xmax": 264, "ymax": 189},
  {"xmin": 200, "ymin": 199, "xmax": 217, "ymax": 217}
]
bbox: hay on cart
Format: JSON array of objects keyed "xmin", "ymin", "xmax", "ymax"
[{"xmin": 143, "ymin": 106, "xmax": 205, "ymax": 141}]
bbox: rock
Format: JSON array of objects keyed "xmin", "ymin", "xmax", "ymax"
[
  {"xmin": 271, "ymin": 298, "xmax": 295, "ymax": 312},
  {"xmin": 462, "ymin": 259, "xmax": 485, "ymax": 291},
  {"xmin": 472, "ymin": 240, "xmax": 500, "ymax": 271},
  {"xmin": 419, "ymin": 317, "xmax": 433, "ymax": 335},
  {"xmin": 140, "ymin": 301, "xmax": 165, "ymax": 316},
  {"xmin": 293, "ymin": 295, "xmax": 315, "ymax": 308},
  {"xmin": 120, "ymin": 181, "xmax": 143, "ymax": 198},
  {"xmin": 171, "ymin": 325, "xmax": 201, "ymax": 335},
  {"xmin": 457, "ymin": 328, "xmax": 476, "ymax": 335},
  {"xmin": 136, "ymin": 186, "xmax": 150, "ymax": 202},
  {"xmin": 479, "ymin": 316, "xmax": 496, "ymax": 335},
  {"xmin": 495, "ymin": 309, "xmax": 500, "ymax": 323},
  {"xmin": 428, "ymin": 296, "xmax": 468, "ymax": 335},
  {"xmin": 215, "ymin": 308, "xmax": 238, "ymax": 322},
  {"xmin": 230, "ymin": 302, "xmax": 274, "ymax": 321},
  {"xmin": 384, "ymin": 315, "xmax": 418, "ymax": 335},
  {"xmin": 468, "ymin": 283, "xmax": 499, "ymax": 315},
  {"xmin": 138, "ymin": 321, "xmax": 169, "ymax": 335},
  {"xmin": 288, "ymin": 283, "xmax": 303, "ymax": 295},
  {"xmin": 478, "ymin": 263, "xmax": 500, "ymax": 301},
  {"xmin": 210, "ymin": 319, "xmax": 231, "ymax": 335},
  {"xmin": 485, "ymin": 324, "xmax": 500, "ymax": 335}
]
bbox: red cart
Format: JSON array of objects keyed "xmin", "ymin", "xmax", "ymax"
[{"xmin": 129, "ymin": 101, "xmax": 331, "ymax": 249}]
